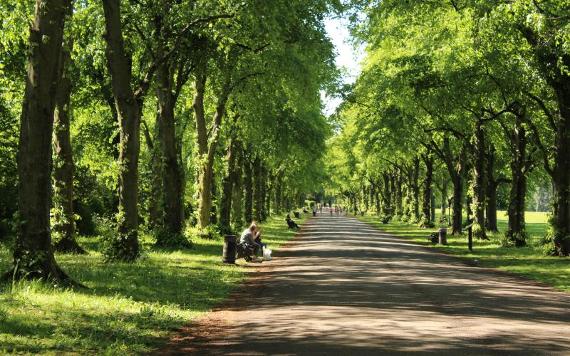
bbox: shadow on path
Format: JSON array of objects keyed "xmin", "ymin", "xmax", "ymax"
[{"xmin": 160, "ymin": 215, "xmax": 570, "ymax": 355}]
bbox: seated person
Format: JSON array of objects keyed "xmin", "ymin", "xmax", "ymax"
[
  {"xmin": 239, "ymin": 222, "xmax": 263, "ymax": 262},
  {"xmin": 286, "ymin": 214, "xmax": 299, "ymax": 230}
]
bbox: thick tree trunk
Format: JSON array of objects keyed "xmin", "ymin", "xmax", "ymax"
[
  {"xmin": 8, "ymin": 0, "xmax": 75, "ymax": 283},
  {"xmin": 194, "ymin": 61, "xmax": 232, "ymax": 230},
  {"xmin": 193, "ymin": 62, "xmax": 211, "ymax": 230},
  {"xmin": 274, "ymin": 172, "xmax": 283, "ymax": 214},
  {"xmin": 231, "ymin": 142, "xmax": 244, "ymax": 228},
  {"xmin": 219, "ymin": 139, "xmax": 237, "ymax": 234},
  {"xmin": 506, "ymin": 113, "xmax": 529, "ymax": 246},
  {"xmin": 143, "ymin": 122, "xmax": 162, "ymax": 230},
  {"xmin": 395, "ymin": 172, "xmax": 403, "ymax": 217},
  {"xmin": 552, "ymin": 80, "xmax": 570, "ymax": 255},
  {"xmin": 102, "ymin": 0, "xmax": 141, "ymax": 261},
  {"xmin": 243, "ymin": 157, "xmax": 254, "ymax": 224},
  {"xmin": 421, "ymin": 153, "xmax": 434, "ymax": 227},
  {"xmin": 471, "ymin": 120, "xmax": 487, "ymax": 239},
  {"xmin": 382, "ymin": 173, "xmax": 392, "ymax": 216},
  {"xmin": 441, "ymin": 178, "xmax": 448, "ymax": 221},
  {"xmin": 412, "ymin": 158, "xmax": 420, "ymax": 221},
  {"xmin": 485, "ymin": 146, "xmax": 499, "ymax": 233},
  {"xmin": 451, "ymin": 173, "xmax": 463, "ymax": 235},
  {"xmin": 253, "ymin": 158, "xmax": 263, "ymax": 221},
  {"xmin": 520, "ymin": 27, "xmax": 570, "ymax": 255},
  {"xmin": 52, "ymin": 47, "xmax": 86, "ymax": 254},
  {"xmin": 155, "ymin": 63, "xmax": 185, "ymax": 242}
]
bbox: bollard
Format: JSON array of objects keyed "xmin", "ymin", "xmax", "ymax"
[
  {"xmin": 222, "ymin": 235, "xmax": 237, "ymax": 264},
  {"xmin": 438, "ymin": 228, "xmax": 447, "ymax": 245}
]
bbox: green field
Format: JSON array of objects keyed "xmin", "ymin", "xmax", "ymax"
[
  {"xmin": 0, "ymin": 214, "xmax": 306, "ymax": 354},
  {"xmin": 359, "ymin": 211, "xmax": 570, "ymax": 293}
]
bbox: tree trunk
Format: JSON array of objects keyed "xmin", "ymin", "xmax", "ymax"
[
  {"xmin": 231, "ymin": 141, "xmax": 244, "ymax": 228},
  {"xmin": 52, "ymin": 46, "xmax": 86, "ymax": 254},
  {"xmin": 194, "ymin": 60, "xmax": 233, "ymax": 230},
  {"xmin": 253, "ymin": 157, "xmax": 263, "ymax": 221},
  {"xmin": 8, "ymin": 0, "xmax": 74, "ymax": 282},
  {"xmin": 485, "ymin": 145, "xmax": 499, "ymax": 232},
  {"xmin": 102, "ymin": 0, "xmax": 141, "ymax": 261},
  {"xmin": 243, "ymin": 156, "xmax": 254, "ymax": 224},
  {"xmin": 412, "ymin": 158, "xmax": 420, "ymax": 221},
  {"xmin": 451, "ymin": 172, "xmax": 463, "ymax": 235},
  {"xmin": 471, "ymin": 119, "xmax": 487, "ymax": 239},
  {"xmin": 143, "ymin": 121, "xmax": 162, "ymax": 230},
  {"xmin": 552, "ymin": 80, "xmax": 570, "ymax": 255},
  {"xmin": 441, "ymin": 177, "xmax": 448, "ymax": 222},
  {"xmin": 219, "ymin": 139, "xmax": 237, "ymax": 234},
  {"xmin": 382, "ymin": 173, "xmax": 392, "ymax": 216},
  {"xmin": 155, "ymin": 62, "xmax": 185, "ymax": 242},
  {"xmin": 507, "ymin": 113, "xmax": 528, "ymax": 246},
  {"xmin": 274, "ymin": 172, "xmax": 283, "ymax": 214},
  {"xmin": 421, "ymin": 153, "xmax": 434, "ymax": 227},
  {"xmin": 520, "ymin": 26, "xmax": 570, "ymax": 255}
]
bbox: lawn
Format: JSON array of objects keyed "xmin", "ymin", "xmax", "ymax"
[
  {"xmin": 359, "ymin": 211, "xmax": 570, "ymax": 293},
  {"xmin": 0, "ymin": 213, "xmax": 307, "ymax": 354}
]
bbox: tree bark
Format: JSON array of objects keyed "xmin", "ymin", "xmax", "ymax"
[
  {"xmin": 243, "ymin": 154, "xmax": 254, "ymax": 224},
  {"xmin": 231, "ymin": 141, "xmax": 244, "ymax": 228},
  {"xmin": 52, "ymin": 46, "xmax": 86, "ymax": 254},
  {"xmin": 421, "ymin": 152, "xmax": 434, "ymax": 227},
  {"xmin": 519, "ymin": 25, "xmax": 570, "ymax": 255},
  {"xmin": 8, "ymin": 0, "xmax": 74, "ymax": 283},
  {"xmin": 485, "ymin": 145, "xmax": 499, "ymax": 233},
  {"xmin": 194, "ymin": 59, "xmax": 233, "ymax": 230},
  {"xmin": 155, "ymin": 61, "xmax": 185, "ymax": 242},
  {"xmin": 412, "ymin": 158, "xmax": 420, "ymax": 221},
  {"xmin": 506, "ymin": 112, "xmax": 529, "ymax": 246},
  {"xmin": 253, "ymin": 157, "xmax": 263, "ymax": 221},
  {"xmin": 471, "ymin": 119, "xmax": 487, "ymax": 239},
  {"xmin": 102, "ymin": 0, "xmax": 142, "ymax": 261},
  {"xmin": 552, "ymin": 80, "xmax": 570, "ymax": 255},
  {"xmin": 219, "ymin": 138, "xmax": 237, "ymax": 234}
]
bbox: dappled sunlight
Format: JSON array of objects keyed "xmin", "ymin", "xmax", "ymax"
[{"xmin": 169, "ymin": 215, "xmax": 570, "ymax": 355}]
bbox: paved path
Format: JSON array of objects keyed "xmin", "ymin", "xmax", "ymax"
[{"xmin": 164, "ymin": 215, "xmax": 570, "ymax": 355}]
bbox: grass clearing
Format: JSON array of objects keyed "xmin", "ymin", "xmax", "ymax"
[
  {"xmin": 0, "ymin": 213, "xmax": 308, "ymax": 354},
  {"xmin": 359, "ymin": 211, "xmax": 570, "ymax": 293}
]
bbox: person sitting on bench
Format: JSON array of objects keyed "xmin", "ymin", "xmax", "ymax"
[
  {"xmin": 239, "ymin": 222, "xmax": 263, "ymax": 262},
  {"xmin": 286, "ymin": 214, "xmax": 299, "ymax": 230}
]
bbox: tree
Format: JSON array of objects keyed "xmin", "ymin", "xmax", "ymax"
[{"xmin": 6, "ymin": 0, "xmax": 75, "ymax": 283}]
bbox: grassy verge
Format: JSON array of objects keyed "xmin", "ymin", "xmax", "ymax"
[
  {"xmin": 358, "ymin": 211, "xmax": 570, "ymax": 293},
  {"xmin": 0, "ymin": 213, "xmax": 307, "ymax": 354}
]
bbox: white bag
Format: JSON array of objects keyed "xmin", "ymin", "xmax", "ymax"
[{"xmin": 263, "ymin": 247, "xmax": 272, "ymax": 261}]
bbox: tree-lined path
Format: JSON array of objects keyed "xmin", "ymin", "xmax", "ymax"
[{"xmin": 165, "ymin": 214, "xmax": 570, "ymax": 355}]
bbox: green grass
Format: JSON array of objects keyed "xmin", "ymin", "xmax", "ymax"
[
  {"xmin": 358, "ymin": 211, "xmax": 570, "ymax": 293},
  {"xmin": 0, "ymin": 213, "xmax": 307, "ymax": 354}
]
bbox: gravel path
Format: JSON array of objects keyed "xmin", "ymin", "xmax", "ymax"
[{"xmin": 162, "ymin": 214, "xmax": 570, "ymax": 355}]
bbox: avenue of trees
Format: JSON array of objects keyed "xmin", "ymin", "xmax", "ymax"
[
  {"xmin": 326, "ymin": 0, "xmax": 570, "ymax": 255},
  {"xmin": 0, "ymin": 0, "xmax": 339, "ymax": 283}
]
